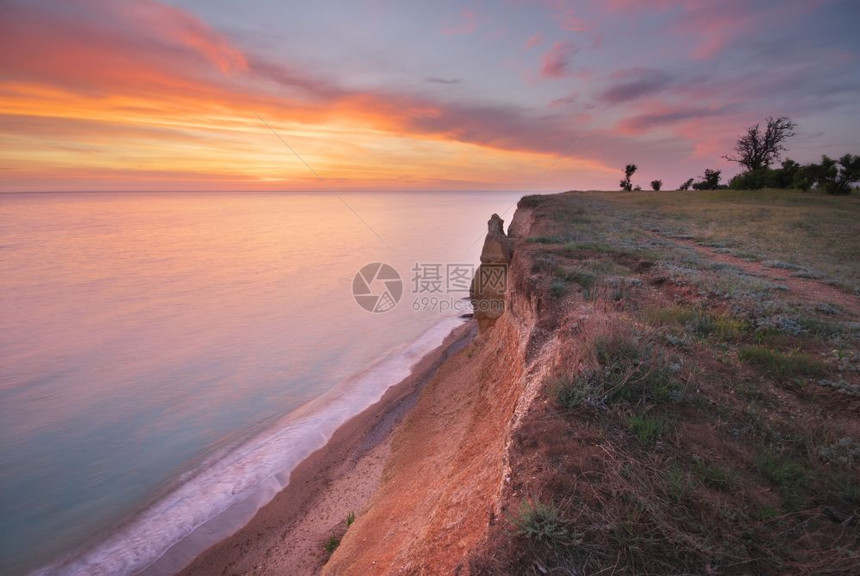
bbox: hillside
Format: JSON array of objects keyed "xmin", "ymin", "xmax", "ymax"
[{"xmin": 329, "ymin": 189, "xmax": 859, "ymax": 575}]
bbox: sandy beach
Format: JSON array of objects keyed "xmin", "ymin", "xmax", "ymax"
[{"xmin": 176, "ymin": 320, "xmax": 477, "ymax": 576}]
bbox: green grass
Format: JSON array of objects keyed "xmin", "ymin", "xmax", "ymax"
[
  {"xmin": 738, "ymin": 346, "xmax": 826, "ymax": 378},
  {"xmin": 512, "ymin": 498, "xmax": 571, "ymax": 545},
  {"xmin": 324, "ymin": 535, "xmax": 341, "ymax": 554},
  {"xmin": 528, "ymin": 235, "xmax": 567, "ymax": 244},
  {"xmin": 627, "ymin": 413, "xmax": 672, "ymax": 444},
  {"xmin": 549, "ymin": 278, "xmax": 568, "ymax": 299},
  {"xmin": 563, "ymin": 241, "xmax": 617, "ymax": 254},
  {"xmin": 693, "ymin": 458, "xmax": 738, "ymax": 492},
  {"xmin": 556, "ymin": 267, "xmax": 597, "ymax": 291},
  {"xmin": 554, "ymin": 337, "xmax": 682, "ymax": 409},
  {"xmin": 640, "ymin": 305, "xmax": 749, "ymax": 341},
  {"xmin": 663, "ymin": 462, "xmax": 691, "ymax": 502},
  {"xmin": 755, "ymin": 451, "xmax": 812, "ymax": 510},
  {"xmin": 346, "ymin": 511, "xmax": 355, "ymax": 527}
]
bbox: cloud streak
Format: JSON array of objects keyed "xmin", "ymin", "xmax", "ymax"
[{"xmin": 540, "ymin": 41, "xmax": 579, "ymax": 78}]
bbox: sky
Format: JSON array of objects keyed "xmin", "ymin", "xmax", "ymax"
[{"xmin": 1, "ymin": 0, "xmax": 859, "ymax": 192}]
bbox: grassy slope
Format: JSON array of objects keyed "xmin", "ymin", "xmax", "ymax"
[
  {"xmin": 596, "ymin": 188, "xmax": 860, "ymax": 293},
  {"xmin": 470, "ymin": 190, "xmax": 859, "ymax": 575}
]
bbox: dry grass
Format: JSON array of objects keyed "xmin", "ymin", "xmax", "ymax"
[{"xmin": 592, "ymin": 188, "xmax": 860, "ymax": 293}]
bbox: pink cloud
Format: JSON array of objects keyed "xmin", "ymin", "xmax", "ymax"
[
  {"xmin": 524, "ymin": 32, "xmax": 544, "ymax": 50},
  {"xmin": 442, "ymin": 9, "xmax": 477, "ymax": 36},
  {"xmin": 541, "ymin": 0, "xmax": 590, "ymax": 31},
  {"xmin": 540, "ymin": 41, "xmax": 579, "ymax": 78}
]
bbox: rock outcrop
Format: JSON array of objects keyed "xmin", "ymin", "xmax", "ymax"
[{"xmin": 470, "ymin": 214, "xmax": 513, "ymax": 332}]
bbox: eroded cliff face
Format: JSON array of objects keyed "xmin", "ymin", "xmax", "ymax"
[{"xmin": 323, "ymin": 202, "xmax": 552, "ymax": 575}]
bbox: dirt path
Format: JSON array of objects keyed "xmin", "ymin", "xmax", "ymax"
[{"xmin": 656, "ymin": 233, "xmax": 860, "ymax": 318}]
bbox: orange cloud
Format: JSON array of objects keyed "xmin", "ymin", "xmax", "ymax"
[{"xmin": 1, "ymin": 0, "xmax": 659, "ymax": 191}]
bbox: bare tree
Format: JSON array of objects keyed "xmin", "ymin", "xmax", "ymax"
[{"xmin": 724, "ymin": 116, "xmax": 797, "ymax": 171}]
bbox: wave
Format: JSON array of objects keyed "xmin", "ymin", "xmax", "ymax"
[{"xmin": 32, "ymin": 316, "xmax": 465, "ymax": 576}]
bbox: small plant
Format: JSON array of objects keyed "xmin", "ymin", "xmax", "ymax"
[
  {"xmin": 324, "ymin": 536, "xmax": 340, "ymax": 554},
  {"xmin": 557, "ymin": 267, "xmax": 596, "ymax": 291},
  {"xmin": 693, "ymin": 457, "xmax": 737, "ymax": 492},
  {"xmin": 549, "ymin": 278, "xmax": 569, "ymax": 299},
  {"xmin": 738, "ymin": 346, "xmax": 825, "ymax": 378},
  {"xmin": 512, "ymin": 498, "xmax": 570, "ymax": 545},
  {"xmin": 627, "ymin": 413, "xmax": 671, "ymax": 444},
  {"xmin": 346, "ymin": 511, "xmax": 355, "ymax": 527},
  {"xmin": 755, "ymin": 451, "xmax": 812, "ymax": 510},
  {"xmin": 664, "ymin": 462, "xmax": 690, "ymax": 502},
  {"xmin": 651, "ymin": 179, "xmax": 663, "ymax": 191}
]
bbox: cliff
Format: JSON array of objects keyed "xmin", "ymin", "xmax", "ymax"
[
  {"xmin": 325, "ymin": 191, "xmax": 859, "ymax": 575},
  {"xmin": 321, "ymin": 204, "xmax": 555, "ymax": 574}
]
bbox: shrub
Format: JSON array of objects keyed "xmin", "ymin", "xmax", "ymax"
[
  {"xmin": 324, "ymin": 536, "xmax": 340, "ymax": 554},
  {"xmin": 549, "ymin": 278, "xmax": 569, "ymax": 299},
  {"xmin": 650, "ymin": 179, "xmax": 663, "ymax": 191},
  {"xmin": 693, "ymin": 169, "xmax": 722, "ymax": 190},
  {"xmin": 620, "ymin": 164, "xmax": 637, "ymax": 191},
  {"xmin": 512, "ymin": 498, "xmax": 570, "ymax": 545},
  {"xmin": 678, "ymin": 178, "xmax": 694, "ymax": 191},
  {"xmin": 820, "ymin": 154, "xmax": 859, "ymax": 195},
  {"xmin": 729, "ymin": 168, "xmax": 773, "ymax": 190}
]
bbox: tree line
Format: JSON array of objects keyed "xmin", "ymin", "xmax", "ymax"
[{"xmin": 620, "ymin": 116, "xmax": 859, "ymax": 194}]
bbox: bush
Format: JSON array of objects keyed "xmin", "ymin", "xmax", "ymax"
[
  {"xmin": 549, "ymin": 278, "xmax": 569, "ymax": 299},
  {"xmin": 693, "ymin": 168, "xmax": 722, "ymax": 190},
  {"xmin": 512, "ymin": 498, "xmax": 570, "ymax": 545},
  {"xmin": 324, "ymin": 536, "xmax": 340, "ymax": 554},
  {"xmin": 651, "ymin": 179, "xmax": 663, "ymax": 191},
  {"xmin": 678, "ymin": 178, "xmax": 694, "ymax": 191},
  {"xmin": 819, "ymin": 154, "xmax": 859, "ymax": 195},
  {"xmin": 729, "ymin": 167, "xmax": 773, "ymax": 190}
]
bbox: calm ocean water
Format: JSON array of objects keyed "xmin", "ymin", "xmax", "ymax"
[{"xmin": 0, "ymin": 190, "xmax": 522, "ymax": 576}]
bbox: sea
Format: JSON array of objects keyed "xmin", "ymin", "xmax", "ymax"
[{"xmin": 0, "ymin": 190, "xmax": 523, "ymax": 576}]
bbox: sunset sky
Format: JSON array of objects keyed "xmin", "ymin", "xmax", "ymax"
[{"xmin": 2, "ymin": 0, "xmax": 859, "ymax": 192}]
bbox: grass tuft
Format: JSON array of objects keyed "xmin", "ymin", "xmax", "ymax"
[
  {"xmin": 693, "ymin": 458, "xmax": 738, "ymax": 492},
  {"xmin": 511, "ymin": 498, "xmax": 572, "ymax": 546},
  {"xmin": 738, "ymin": 346, "xmax": 826, "ymax": 378},
  {"xmin": 324, "ymin": 535, "xmax": 340, "ymax": 554},
  {"xmin": 627, "ymin": 413, "xmax": 672, "ymax": 445}
]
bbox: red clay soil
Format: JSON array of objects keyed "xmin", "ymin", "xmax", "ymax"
[{"xmin": 322, "ymin": 313, "xmax": 528, "ymax": 575}]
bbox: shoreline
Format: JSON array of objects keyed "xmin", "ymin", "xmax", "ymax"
[{"xmin": 172, "ymin": 319, "xmax": 477, "ymax": 576}]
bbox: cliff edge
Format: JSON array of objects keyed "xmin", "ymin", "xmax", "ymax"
[{"xmin": 326, "ymin": 190, "xmax": 860, "ymax": 575}]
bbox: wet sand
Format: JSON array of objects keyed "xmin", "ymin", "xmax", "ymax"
[{"xmin": 175, "ymin": 320, "xmax": 477, "ymax": 576}]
